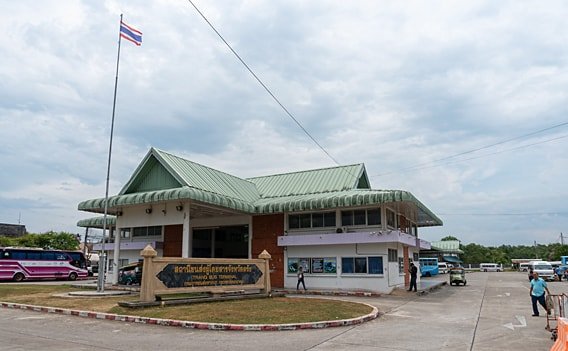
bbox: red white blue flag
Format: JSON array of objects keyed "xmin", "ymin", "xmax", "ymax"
[{"xmin": 120, "ymin": 21, "xmax": 142, "ymax": 46}]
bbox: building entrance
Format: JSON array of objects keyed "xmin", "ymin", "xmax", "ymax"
[{"xmin": 192, "ymin": 225, "xmax": 248, "ymax": 259}]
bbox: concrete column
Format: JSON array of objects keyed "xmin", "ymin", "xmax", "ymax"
[
  {"xmin": 111, "ymin": 225, "xmax": 121, "ymax": 284},
  {"xmin": 248, "ymin": 216, "xmax": 253, "ymax": 259},
  {"xmin": 140, "ymin": 245, "xmax": 157, "ymax": 302},
  {"xmin": 182, "ymin": 201, "xmax": 190, "ymax": 258},
  {"xmin": 259, "ymin": 250, "xmax": 272, "ymax": 294}
]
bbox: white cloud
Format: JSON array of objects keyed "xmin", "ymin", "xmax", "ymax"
[{"xmin": 0, "ymin": 0, "xmax": 567, "ymax": 245}]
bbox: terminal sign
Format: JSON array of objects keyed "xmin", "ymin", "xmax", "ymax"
[{"xmin": 156, "ymin": 263, "xmax": 263, "ymax": 289}]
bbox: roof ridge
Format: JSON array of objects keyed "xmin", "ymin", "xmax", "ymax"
[
  {"xmin": 246, "ymin": 163, "xmax": 364, "ymax": 180},
  {"xmin": 153, "ymin": 148, "xmax": 256, "ymax": 186}
]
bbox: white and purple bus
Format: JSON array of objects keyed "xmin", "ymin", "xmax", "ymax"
[{"xmin": 0, "ymin": 247, "xmax": 88, "ymax": 282}]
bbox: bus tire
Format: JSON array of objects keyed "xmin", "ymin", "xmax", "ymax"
[
  {"xmin": 13, "ymin": 273, "xmax": 25, "ymax": 282},
  {"xmin": 68, "ymin": 272, "xmax": 78, "ymax": 281},
  {"xmin": 425, "ymin": 272, "xmax": 431, "ymax": 277}
]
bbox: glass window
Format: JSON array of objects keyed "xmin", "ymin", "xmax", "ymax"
[
  {"xmin": 11, "ymin": 251, "xmax": 26, "ymax": 259},
  {"xmin": 133, "ymin": 227, "xmax": 147, "ymax": 237},
  {"xmin": 354, "ymin": 210, "xmax": 366, "ymax": 225},
  {"xmin": 324, "ymin": 212, "xmax": 336, "ymax": 227},
  {"xmin": 148, "ymin": 226, "xmax": 162, "ymax": 236},
  {"xmin": 368, "ymin": 257, "xmax": 383, "ymax": 274},
  {"xmin": 41, "ymin": 252, "xmax": 55, "ymax": 260},
  {"xmin": 386, "ymin": 209, "xmax": 396, "ymax": 228},
  {"xmin": 299, "ymin": 214, "xmax": 311, "ymax": 228},
  {"xmin": 56, "ymin": 253, "xmax": 68, "ymax": 260},
  {"xmin": 312, "ymin": 213, "xmax": 324, "ymax": 228},
  {"xmin": 27, "ymin": 252, "xmax": 41, "ymax": 260},
  {"xmin": 289, "ymin": 215, "xmax": 300, "ymax": 229},
  {"xmin": 342, "ymin": 257, "xmax": 354, "ymax": 273},
  {"xmin": 355, "ymin": 257, "xmax": 367, "ymax": 273},
  {"xmin": 388, "ymin": 249, "xmax": 398, "ymax": 262},
  {"xmin": 120, "ymin": 228, "xmax": 131, "ymax": 239},
  {"xmin": 367, "ymin": 209, "xmax": 381, "ymax": 225},
  {"xmin": 341, "ymin": 211, "xmax": 354, "ymax": 226}
]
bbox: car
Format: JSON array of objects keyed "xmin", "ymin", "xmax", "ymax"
[{"xmin": 118, "ymin": 261, "xmax": 142, "ymax": 285}]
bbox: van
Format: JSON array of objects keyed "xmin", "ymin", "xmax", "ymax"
[
  {"xmin": 438, "ymin": 262, "xmax": 449, "ymax": 274},
  {"xmin": 529, "ymin": 261, "xmax": 555, "ymax": 281},
  {"xmin": 480, "ymin": 263, "xmax": 501, "ymax": 272},
  {"xmin": 519, "ymin": 263, "xmax": 531, "ymax": 272}
]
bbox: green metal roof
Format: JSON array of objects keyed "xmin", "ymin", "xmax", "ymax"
[
  {"xmin": 247, "ymin": 164, "xmax": 369, "ymax": 198},
  {"xmin": 431, "ymin": 240, "xmax": 464, "ymax": 253},
  {"xmin": 120, "ymin": 148, "xmax": 260, "ymax": 202},
  {"xmin": 253, "ymin": 189, "xmax": 442, "ymax": 226},
  {"xmin": 78, "ymin": 148, "xmax": 442, "ymax": 227},
  {"xmin": 79, "ymin": 186, "xmax": 256, "ymax": 214},
  {"xmin": 77, "ymin": 216, "xmax": 116, "ymax": 228}
]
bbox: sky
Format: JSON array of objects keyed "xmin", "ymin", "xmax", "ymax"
[{"xmin": 0, "ymin": 1, "xmax": 567, "ymax": 246}]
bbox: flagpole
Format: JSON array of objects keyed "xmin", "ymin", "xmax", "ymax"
[{"xmin": 98, "ymin": 14, "xmax": 124, "ymax": 293}]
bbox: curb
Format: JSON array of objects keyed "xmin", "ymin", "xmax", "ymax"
[
  {"xmin": 0, "ymin": 301, "xmax": 379, "ymax": 332},
  {"xmin": 274, "ymin": 289, "xmax": 381, "ymax": 298}
]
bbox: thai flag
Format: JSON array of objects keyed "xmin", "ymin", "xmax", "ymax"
[{"xmin": 120, "ymin": 21, "xmax": 142, "ymax": 46}]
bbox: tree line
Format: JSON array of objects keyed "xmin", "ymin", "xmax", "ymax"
[
  {"xmin": 441, "ymin": 236, "xmax": 568, "ymax": 264},
  {"xmin": 0, "ymin": 231, "xmax": 80, "ymax": 250}
]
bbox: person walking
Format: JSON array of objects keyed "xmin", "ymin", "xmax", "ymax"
[
  {"xmin": 296, "ymin": 266, "xmax": 306, "ymax": 291},
  {"xmin": 528, "ymin": 268, "xmax": 534, "ymax": 282},
  {"xmin": 408, "ymin": 262, "xmax": 418, "ymax": 292},
  {"xmin": 530, "ymin": 272, "xmax": 551, "ymax": 317}
]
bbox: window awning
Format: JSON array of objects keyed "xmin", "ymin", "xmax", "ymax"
[{"xmin": 443, "ymin": 255, "xmax": 462, "ymax": 263}]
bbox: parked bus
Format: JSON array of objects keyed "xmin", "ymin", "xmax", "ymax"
[
  {"xmin": 419, "ymin": 257, "xmax": 439, "ymax": 277},
  {"xmin": 0, "ymin": 247, "xmax": 88, "ymax": 282}
]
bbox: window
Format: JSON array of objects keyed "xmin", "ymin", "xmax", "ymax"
[
  {"xmin": 120, "ymin": 228, "xmax": 131, "ymax": 239},
  {"xmin": 367, "ymin": 209, "xmax": 381, "ymax": 225},
  {"xmin": 341, "ymin": 208, "xmax": 382, "ymax": 227},
  {"xmin": 41, "ymin": 252, "xmax": 55, "ymax": 260},
  {"xmin": 133, "ymin": 226, "xmax": 162, "ymax": 237},
  {"xmin": 413, "ymin": 253, "xmax": 419, "ymax": 262},
  {"xmin": 368, "ymin": 257, "xmax": 384, "ymax": 274},
  {"xmin": 288, "ymin": 212, "xmax": 336, "ymax": 229},
  {"xmin": 342, "ymin": 256, "xmax": 384, "ymax": 274},
  {"xmin": 386, "ymin": 209, "xmax": 396, "ymax": 228},
  {"xmin": 354, "ymin": 210, "xmax": 366, "ymax": 225},
  {"xmin": 399, "ymin": 257, "xmax": 404, "ymax": 274},
  {"xmin": 27, "ymin": 252, "xmax": 41, "ymax": 260},
  {"xmin": 388, "ymin": 249, "xmax": 398, "ymax": 262}
]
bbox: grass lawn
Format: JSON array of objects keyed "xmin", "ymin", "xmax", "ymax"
[{"xmin": 0, "ymin": 284, "xmax": 374, "ymax": 324}]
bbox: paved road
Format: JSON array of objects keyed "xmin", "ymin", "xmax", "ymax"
[{"xmin": 0, "ymin": 272, "xmax": 563, "ymax": 350}]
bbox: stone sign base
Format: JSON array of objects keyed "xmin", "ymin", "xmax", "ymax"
[{"xmin": 118, "ymin": 291, "xmax": 285, "ymax": 309}]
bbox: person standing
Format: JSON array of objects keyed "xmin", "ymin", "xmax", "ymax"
[
  {"xmin": 297, "ymin": 266, "xmax": 306, "ymax": 291},
  {"xmin": 530, "ymin": 272, "xmax": 551, "ymax": 317},
  {"xmin": 528, "ymin": 268, "xmax": 534, "ymax": 282},
  {"xmin": 408, "ymin": 262, "xmax": 418, "ymax": 292}
]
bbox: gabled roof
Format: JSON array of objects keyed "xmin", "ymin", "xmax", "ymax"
[
  {"xmin": 247, "ymin": 164, "xmax": 370, "ymax": 198},
  {"xmin": 78, "ymin": 148, "xmax": 443, "ymax": 227},
  {"xmin": 431, "ymin": 240, "xmax": 464, "ymax": 253},
  {"xmin": 120, "ymin": 148, "xmax": 260, "ymax": 203}
]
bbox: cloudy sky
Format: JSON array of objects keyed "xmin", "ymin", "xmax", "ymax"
[{"xmin": 1, "ymin": 1, "xmax": 567, "ymax": 246}]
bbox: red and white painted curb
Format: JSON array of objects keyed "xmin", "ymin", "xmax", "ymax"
[{"xmin": 0, "ymin": 301, "xmax": 379, "ymax": 331}]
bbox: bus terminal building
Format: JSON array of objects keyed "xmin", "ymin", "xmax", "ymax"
[{"xmin": 78, "ymin": 148, "xmax": 442, "ymax": 293}]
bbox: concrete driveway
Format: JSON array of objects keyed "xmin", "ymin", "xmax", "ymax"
[{"xmin": 0, "ymin": 272, "xmax": 562, "ymax": 350}]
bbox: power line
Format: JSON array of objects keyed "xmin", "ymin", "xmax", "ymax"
[
  {"xmin": 371, "ymin": 126, "xmax": 568, "ymax": 177},
  {"xmin": 185, "ymin": 0, "xmax": 341, "ymax": 166},
  {"xmin": 438, "ymin": 212, "xmax": 568, "ymax": 216}
]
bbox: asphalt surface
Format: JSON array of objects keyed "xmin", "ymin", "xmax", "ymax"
[{"xmin": 0, "ymin": 272, "xmax": 564, "ymax": 350}]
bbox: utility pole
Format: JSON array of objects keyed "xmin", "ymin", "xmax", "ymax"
[
  {"xmin": 561, "ymin": 232, "xmax": 565, "ymax": 246},
  {"xmin": 534, "ymin": 240, "xmax": 538, "ymax": 259}
]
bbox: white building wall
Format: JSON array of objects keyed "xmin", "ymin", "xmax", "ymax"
[{"xmin": 284, "ymin": 243, "xmax": 410, "ymax": 293}]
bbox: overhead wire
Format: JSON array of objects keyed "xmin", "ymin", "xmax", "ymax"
[
  {"xmin": 371, "ymin": 123, "xmax": 568, "ymax": 177},
  {"xmin": 185, "ymin": 0, "xmax": 341, "ymax": 166}
]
